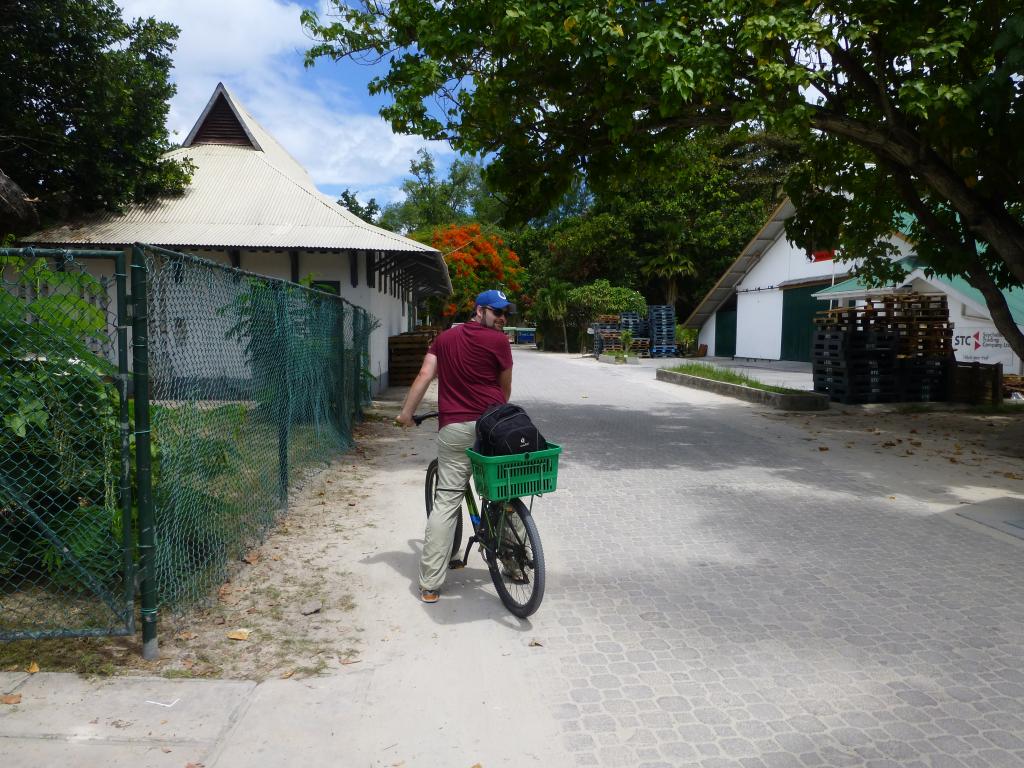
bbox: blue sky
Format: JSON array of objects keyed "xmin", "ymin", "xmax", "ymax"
[{"xmin": 117, "ymin": 0, "xmax": 455, "ymax": 206}]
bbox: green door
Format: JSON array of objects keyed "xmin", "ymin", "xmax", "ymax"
[
  {"xmin": 781, "ymin": 284, "xmax": 829, "ymax": 361},
  {"xmin": 715, "ymin": 308, "xmax": 736, "ymax": 357}
]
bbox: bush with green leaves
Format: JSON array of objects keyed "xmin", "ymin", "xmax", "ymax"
[{"xmin": 1, "ymin": 255, "xmax": 122, "ymax": 591}]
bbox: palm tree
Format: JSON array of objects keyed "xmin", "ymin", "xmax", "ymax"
[
  {"xmin": 534, "ymin": 280, "xmax": 571, "ymax": 353},
  {"xmin": 641, "ymin": 250, "xmax": 696, "ymax": 308}
]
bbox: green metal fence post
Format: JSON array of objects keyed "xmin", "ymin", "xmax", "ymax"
[
  {"xmin": 114, "ymin": 252, "xmax": 135, "ymax": 631},
  {"xmin": 336, "ymin": 305, "xmax": 347, "ymax": 434},
  {"xmin": 353, "ymin": 310, "xmax": 362, "ymax": 421},
  {"xmin": 130, "ymin": 245, "xmax": 158, "ymax": 660},
  {"xmin": 276, "ymin": 284, "xmax": 289, "ymax": 505}
]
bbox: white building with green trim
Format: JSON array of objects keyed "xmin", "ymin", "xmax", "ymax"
[{"xmin": 685, "ymin": 200, "xmax": 1023, "ymax": 374}]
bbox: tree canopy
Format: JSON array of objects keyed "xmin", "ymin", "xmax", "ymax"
[
  {"xmin": 303, "ymin": 0, "xmax": 1024, "ymax": 356},
  {"xmin": 372, "ymin": 149, "xmax": 504, "ymax": 234},
  {"xmin": 0, "ymin": 0, "xmax": 191, "ymax": 230}
]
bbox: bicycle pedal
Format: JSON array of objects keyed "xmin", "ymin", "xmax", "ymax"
[{"xmin": 448, "ymin": 559, "xmax": 465, "ymax": 570}]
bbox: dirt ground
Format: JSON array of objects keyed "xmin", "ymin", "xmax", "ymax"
[
  {"xmin": 765, "ymin": 403, "xmax": 1024, "ymax": 481},
  {"xmin": 0, "ymin": 406, "xmax": 410, "ymax": 681},
  {"xmin": 2, "ymin": 398, "xmax": 1022, "ymax": 680}
]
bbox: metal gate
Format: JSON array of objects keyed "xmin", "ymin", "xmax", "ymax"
[
  {"xmin": 715, "ymin": 307, "xmax": 737, "ymax": 357},
  {"xmin": 0, "ymin": 248, "xmax": 136, "ymax": 640},
  {"xmin": 781, "ymin": 283, "xmax": 831, "ymax": 362}
]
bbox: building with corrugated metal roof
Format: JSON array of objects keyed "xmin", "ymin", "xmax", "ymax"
[
  {"xmin": 684, "ymin": 199, "xmax": 1023, "ymax": 374},
  {"xmin": 22, "ymin": 83, "xmax": 451, "ymax": 390}
]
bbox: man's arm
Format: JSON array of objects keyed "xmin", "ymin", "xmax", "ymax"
[
  {"xmin": 498, "ymin": 367, "xmax": 512, "ymax": 402},
  {"xmin": 396, "ymin": 353, "xmax": 438, "ymax": 427}
]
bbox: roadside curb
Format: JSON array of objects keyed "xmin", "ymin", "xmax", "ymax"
[
  {"xmin": 598, "ymin": 354, "xmax": 640, "ymax": 365},
  {"xmin": 656, "ymin": 368, "xmax": 829, "ymax": 411}
]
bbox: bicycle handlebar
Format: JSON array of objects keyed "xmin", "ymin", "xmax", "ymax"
[{"xmin": 413, "ymin": 412, "xmax": 439, "ymax": 426}]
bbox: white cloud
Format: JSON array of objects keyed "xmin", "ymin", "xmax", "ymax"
[{"xmin": 118, "ymin": 0, "xmax": 452, "ymax": 194}]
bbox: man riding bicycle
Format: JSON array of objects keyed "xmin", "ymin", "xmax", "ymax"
[{"xmin": 396, "ymin": 290, "xmax": 513, "ymax": 603}]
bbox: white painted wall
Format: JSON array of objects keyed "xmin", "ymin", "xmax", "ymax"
[
  {"xmin": 736, "ymin": 289, "xmax": 783, "ymax": 359},
  {"xmin": 738, "ymin": 235, "xmax": 840, "ymax": 293},
  {"xmin": 178, "ymin": 247, "xmax": 416, "ymax": 392},
  {"xmin": 699, "ymin": 230, "xmax": 914, "ymax": 360},
  {"xmin": 62, "ymin": 247, "xmax": 418, "ymax": 394},
  {"xmin": 698, "ymin": 316, "xmax": 716, "ymax": 355}
]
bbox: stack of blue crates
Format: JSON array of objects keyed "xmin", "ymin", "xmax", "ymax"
[
  {"xmin": 647, "ymin": 305, "xmax": 677, "ymax": 357},
  {"xmin": 618, "ymin": 312, "xmax": 650, "ymax": 357},
  {"xmin": 591, "ymin": 320, "xmax": 619, "ymax": 356}
]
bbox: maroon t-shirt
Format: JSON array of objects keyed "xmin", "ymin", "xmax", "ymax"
[{"xmin": 429, "ymin": 322, "xmax": 513, "ymax": 428}]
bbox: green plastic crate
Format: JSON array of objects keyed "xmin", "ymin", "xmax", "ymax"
[{"xmin": 466, "ymin": 443, "xmax": 562, "ymax": 501}]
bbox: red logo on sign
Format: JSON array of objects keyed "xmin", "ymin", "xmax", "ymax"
[{"xmin": 973, "ymin": 331, "xmax": 981, "ymax": 350}]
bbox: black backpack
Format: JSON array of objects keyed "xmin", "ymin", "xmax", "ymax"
[{"xmin": 475, "ymin": 403, "xmax": 547, "ymax": 456}]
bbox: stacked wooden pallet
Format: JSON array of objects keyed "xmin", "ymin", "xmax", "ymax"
[
  {"xmin": 387, "ymin": 331, "xmax": 437, "ymax": 386},
  {"xmin": 812, "ymin": 294, "xmax": 952, "ymax": 404},
  {"xmin": 629, "ymin": 338, "xmax": 651, "ymax": 358}
]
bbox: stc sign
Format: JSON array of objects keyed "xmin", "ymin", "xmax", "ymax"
[{"xmin": 953, "ymin": 326, "xmax": 1016, "ymax": 367}]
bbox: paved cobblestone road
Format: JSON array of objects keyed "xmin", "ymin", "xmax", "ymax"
[{"xmin": 510, "ymin": 349, "xmax": 1024, "ymax": 768}]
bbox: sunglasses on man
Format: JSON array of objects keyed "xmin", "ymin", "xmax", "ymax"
[{"xmin": 485, "ymin": 306, "xmax": 508, "ymax": 318}]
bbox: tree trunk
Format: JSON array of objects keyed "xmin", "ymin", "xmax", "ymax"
[
  {"xmin": 813, "ymin": 112, "xmax": 1024, "ymax": 287},
  {"xmin": 665, "ymin": 279, "xmax": 679, "ymax": 308},
  {"xmin": 962, "ymin": 263, "xmax": 1024, "ymax": 364},
  {"xmin": 561, "ymin": 319, "xmax": 569, "ymax": 355}
]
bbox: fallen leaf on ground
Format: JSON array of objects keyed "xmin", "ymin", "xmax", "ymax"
[
  {"xmin": 341, "ymin": 658, "xmax": 361, "ymax": 665},
  {"xmin": 227, "ymin": 629, "xmax": 251, "ymax": 641},
  {"xmin": 185, "ymin": 763, "xmax": 205, "ymax": 768},
  {"xmin": 529, "ymin": 639, "xmax": 544, "ymax": 647},
  {"xmin": 242, "ymin": 550, "xmax": 260, "ymax": 565},
  {"xmin": 2, "ymin": 694, "xmax": 22, "ymax": 705},
  {"xmin": 161, "ymin": 747, "xmax": 172, "ymax": 753},
  {"xmin": 280, "ymin": 669, "xmax": 295, "ymax": 679},
  {"xmin": 176, "ymin": 631, "xmax": 197, "ymax": 641},
  {"xmin": 27, "ymin": 662, "xmax": 39, "ymax": 674},
  {"xmin": 818, "ymin": 446, "xmax": 829, "ymax": 452}
]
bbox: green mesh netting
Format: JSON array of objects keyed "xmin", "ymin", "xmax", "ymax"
[
  {"xmin": 141, "ymin": 247, "xmax": 374, "ymax": 613},
  {"xmin": 1, "ymin": 245, "xmax": 375, "ymax": 641},
  {"xmin": 1, "ymin": 250, "xmax": 133, "ymax": 640}
]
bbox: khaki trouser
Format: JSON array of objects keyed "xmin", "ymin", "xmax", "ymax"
[
  {"xmin": 419, "ymin": 421, "xmax": 529, "ymax": 591},
  {"xmin": 420, "ymin": 421, "xmax": 476, "ymax": 591}
]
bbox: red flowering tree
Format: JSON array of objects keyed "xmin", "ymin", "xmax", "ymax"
[{"xmin": 419, "ymin": 224, "xmax": 526, "ymax": 323}]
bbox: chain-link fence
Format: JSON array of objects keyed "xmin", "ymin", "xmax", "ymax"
[
  {"xmin": 0, "ymin": 248, "xmax": 134, "ymax": 640},
  {"xmin": 140, "ymin": 245, "xmax": 373, "ymax": 614},
  {"xmin": 1, "ymin": 245, "xmax": 374, "ymax": 649}
]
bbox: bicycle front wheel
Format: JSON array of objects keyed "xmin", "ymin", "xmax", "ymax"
[
  {"xmin": 425, "ymin": 458, "xmax": 463, "ymax": 563},
  {"xmin": 485, "ymin": 498, "xmax": 545, "ymax": 618}
]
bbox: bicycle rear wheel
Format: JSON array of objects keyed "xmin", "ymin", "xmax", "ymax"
[
  {"xmin": 484, "ymin": 498, "xmax": 545, "ymax": 618},
  {"xmin": 424, "ymin": 458, "xmax": 463, "ymax": 564}
]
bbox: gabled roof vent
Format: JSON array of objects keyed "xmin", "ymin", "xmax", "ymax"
[{"xmin": 182, "ymin": 83, "xmax": 261, "ymax": 150}]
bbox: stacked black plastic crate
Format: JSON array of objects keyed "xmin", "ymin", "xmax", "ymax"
[
  {"xmin": 647, "ymin": 305, "xmax": 677, "ymax": 357},
  {"xmin": 813, "ymin": 295, "xmax": 952, "ymax": 404},
  {"xmin": 812, "ymin": 327, "xmax": 897, "ymax": 404}
]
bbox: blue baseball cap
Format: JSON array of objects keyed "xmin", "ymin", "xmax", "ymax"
[{"xmin": 475, "ymin": 289, "xmax": 512, "ymax": 310}]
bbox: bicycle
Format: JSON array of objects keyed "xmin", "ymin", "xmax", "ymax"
[{"xmin": 414, "ymin": 411, "xmax": 561, "ymax": 618}]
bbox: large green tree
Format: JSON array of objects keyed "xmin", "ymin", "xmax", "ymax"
[
  {"xmin": 0, "ymin": 0, "xmax": 190, "ymax": 230},
  {"xmin": 376, "ymin": 149, "xmax": 505, "ymax": 233},
  {"xmin": 517, "ymin": 132, "xmax": 796, "ymax": 317},
  {"xmin": 303, "ymin": 0, "xmax": 1024, "ymax": 357}
]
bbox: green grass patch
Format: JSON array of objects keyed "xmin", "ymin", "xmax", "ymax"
[{"xmin": 666, "ymin": 362, "xmax": 807, "ymax": 395}]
